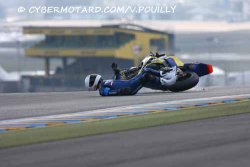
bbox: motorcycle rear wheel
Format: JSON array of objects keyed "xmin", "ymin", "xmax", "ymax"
[{"xmin": 168, "ymin": 72, "xmax": 199, "ymax": 92}]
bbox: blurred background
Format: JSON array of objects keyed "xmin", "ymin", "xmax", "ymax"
[{"xmin": 0, "ymin": 0, "xmax": 250, "ymax": 92}]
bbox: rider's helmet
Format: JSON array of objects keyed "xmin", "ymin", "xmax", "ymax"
[{"xmin": 85, "ymin": 74, "xmax": 103, "ymax": 91}]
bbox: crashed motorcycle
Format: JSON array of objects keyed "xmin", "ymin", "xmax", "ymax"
[{"xmin": 119, "ymin": 53, "xmax": 213, "ymax": 92}]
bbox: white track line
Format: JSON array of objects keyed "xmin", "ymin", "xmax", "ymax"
[{"xmin": 0, "ymin": 94, "xmax": 249, "ymax": 124}]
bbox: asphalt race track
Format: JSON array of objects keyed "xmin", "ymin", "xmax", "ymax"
[
  {"xmin": 0, "ymin": 86, "xmax": 250, "ymax": 167},
  {"xmin": 1, "ymin": 112, "xmax": 250, "ymax": 167},
  {"xmin": 0, "ymin": 86, "xmax": 250, "ymax": 120}
]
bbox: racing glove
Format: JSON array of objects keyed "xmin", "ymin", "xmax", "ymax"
[
  {"xmin": 111, "ymin": 63, "xmax": 118, "ymax": 70},
  {"xmin": 111, "ymin": 62, "xmax": 121, "ymax": 80}
]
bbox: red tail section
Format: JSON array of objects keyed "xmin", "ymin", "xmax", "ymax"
[{"xmin": 207, "ymin": 64, "xmax": 213, "ymax": 74}]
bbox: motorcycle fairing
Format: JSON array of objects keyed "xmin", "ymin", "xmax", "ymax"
[
  {"xmin": 168, "ymin": 56, "xmax": 184, "ymax": 67},
  {"xmin": 183, "ymin": 63, "xmax": 213, "ymax": 77}
]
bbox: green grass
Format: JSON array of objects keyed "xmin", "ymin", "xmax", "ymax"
[{"xmin": 0, "ymin": 101, "xmax": 250, "ymax": 148}]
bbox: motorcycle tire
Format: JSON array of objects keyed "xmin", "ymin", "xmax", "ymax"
[{"xmin": 168, "ymin": 72, "xmax": 199, "ymax": 92}]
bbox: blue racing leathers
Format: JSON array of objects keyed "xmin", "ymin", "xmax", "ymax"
[
  {"xmin": 99, "ymin": 73, "xmax": 145, "ymax": 96},
  {"xmin": 99, "ymin": 66, "xmax": 177, "ymax": 96},
  {"xmin": 143, "ymin": 66, "xmax": 177, "ymax": 90}
]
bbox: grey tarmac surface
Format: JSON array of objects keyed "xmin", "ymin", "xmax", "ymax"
[
  {"xmin": 1, "ymin": 112, "xmax": 250, "ymax": 167},
  {"xmin": 0, "ymin": 86, "xmax": 250, "ymax": 120}
]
